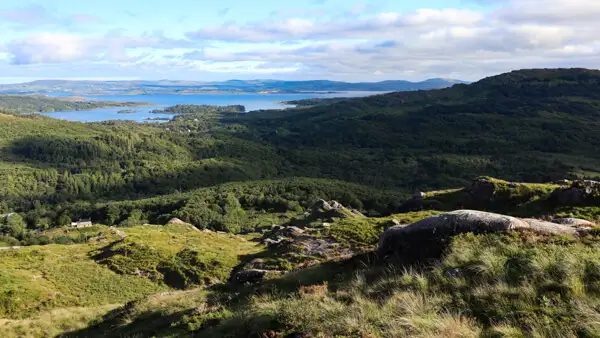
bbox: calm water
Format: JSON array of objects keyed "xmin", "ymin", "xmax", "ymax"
[{"xmin": 41, "ymin": 92, "xmax": 383, "ymax": 123}]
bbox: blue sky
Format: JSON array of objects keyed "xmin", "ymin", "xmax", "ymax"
[{"xmin": 0, "ymin": 0, "xmax": 598, "ymax": 83}]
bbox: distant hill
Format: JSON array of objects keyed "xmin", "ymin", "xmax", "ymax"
[
  {"xmin": 0, "ymin": 78, "xmax": 467, "ymax": 95},
  {"xmin": 0, "ymin": 95, "xmax": 150, "ymax": 114},
  {"xmin": 236, "ymin": 68, "xmax": 600, "ymax": 187}
]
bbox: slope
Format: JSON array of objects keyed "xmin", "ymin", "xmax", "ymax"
[{"xmin": 233, "ymin": 68, "xmax": 600, "ymax": 188}]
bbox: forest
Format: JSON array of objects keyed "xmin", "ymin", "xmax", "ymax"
[
  {"xmin": 0, "ymin": 95, "xmax": 147, "ymax": 114},
  {"xmin": 1, "ymin": 68, "xmax": 600, "ymax": 245}
]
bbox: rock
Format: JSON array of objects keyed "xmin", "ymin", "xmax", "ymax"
[
  {"xmin": 312, "ymin": 199, "xmax": 332, "ymax": 212},
  {"xmin": 521, "ymin": 219, "xmax": 582, "ymax": 235},
  {"xmin": 297, "ymin": 238, "xmax": 338, "ymax": 256},
  {"xmin": 271, "ymin": 225, "xmax": 285, "ymax": 231},
  {"xmin": 280, "ymin": 226, "xmax": 305, "ymax": 237},
  {"xmin": 552, "ymin": 218, "xmax": 595, "ymax": 228},
  {"xmin": 413, "ymin": 192, "xmax": 426, "ymax": 200},
  {"xmin": 389, "ymin": 219, "xmax": 402, "ymax": 227},
  {"xmin": 469, "ymin": 177, "xmax": 497, "ymax": 203},
  {"xmin": 330, "ymin": 200, "xmax": 343, "ymax": 209},
  {"xmin": 108, "ymin": 226, "xmax": 127, "ymax": 238},
  {"xmin": 263, "ymin": 237, "xmax": 292, "ymax": 248},
  {"xmin": 551, "ymin": 187, "xmax": 586, "ymax": 206},
  {"xmin": 551, "ymin": 180, "xmax": 600, "ymax": 206},
  {"xmin": 167, "ymin": 218, "xmax": 186, "ymax": 225},
  {"xmin": 377, "ymin": 210, "xmax": 579, "ymax": 256},
  {"xmin": 444, "ymin": 268, "xmax": 463, "ymax": 278},
  {"xmin": 573, "ymin": 180, "xmax": 600, "ymax": 195},
  {"xmin": 231, "ymin": 269, "xmax": 267, "ymax": 284}
]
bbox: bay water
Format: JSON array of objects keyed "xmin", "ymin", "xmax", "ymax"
[{"xmin": 41, "ymin": 92, "xmax": 383, "ymax": 123}]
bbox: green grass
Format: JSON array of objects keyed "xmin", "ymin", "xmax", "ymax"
[
  {"xmin": 70, "ymin": 230, "xmax": 600, "ymax": 337},
  {"xmin": 0, "ymin": 244, "xmax": 164, "ymax": 318},
  {"xmin": 325, "ymin": 211, "xmax": 442, "ymax": 248},
  {"xmin": 0, "ymin": 224, "xmax": 262, "ymax": 322}
]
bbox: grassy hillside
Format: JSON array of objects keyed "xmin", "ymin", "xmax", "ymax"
[{"xmin": 0, "ymin": 224, "xmax": 261, "ymax": 337}]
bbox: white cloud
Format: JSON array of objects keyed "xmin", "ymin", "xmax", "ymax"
[
  {"xmin": 5, "ymin": 31, "xmax": 198, "ymax": 65},
  {"xmin": 2, "ymin": 0, "xmax": 600, "ymax": 81},
  {"xmin": 8, "ymin": 33, "xmax": 87, "ymax": 64}
]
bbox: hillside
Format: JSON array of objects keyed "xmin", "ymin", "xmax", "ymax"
[
  {"xmin": 2, "ymin": 68, "xmax": 600, "ymax": 336},
  {"xmin": 3, "ymin": 177, "xmax": 600, "ymax": 337},
  {"xmin": 0, "ymin": 69, "xmax": 598, "ymax": 231},
  {"xmin": 0, "ymin": 95, "xmax": 148, "ymax": 114},
  {"xmin": 237, "ymin": 68, "xmax": 600, "ymax": 187}
]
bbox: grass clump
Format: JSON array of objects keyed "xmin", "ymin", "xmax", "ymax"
[
  {"xmin": 93, "ymin": 224, "xmax": 262, "ymax": 288},
  {"xmin": 188, "ymin": 232, "xmax": 600, "ymax": 337},
  {"xmin": 325, "ymin": 211, "xmax": 441, "ymax": 248}
]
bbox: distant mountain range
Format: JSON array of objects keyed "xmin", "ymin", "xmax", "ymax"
[{"xmin": 0, "ymin": 78, "xmax": 468, "ymax": 95}]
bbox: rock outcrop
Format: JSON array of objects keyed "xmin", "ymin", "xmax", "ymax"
[
  {"xmin": 551, "ymin": 180, "xmax": 600, "ymax": 206},
  {"xmin": 552, "ymin": 218, "xmax": 595, "ymax": 228},
  {"xmin": 308, "ymin": 199, "xmax": 365, "ymax": 221},
  {"xmin": 231, "ymin": 269, "xmax": 268, "ymax": 284},
  {"xmin": 378, "ymin": 210, "xmax": 582, "ymax": 256}
]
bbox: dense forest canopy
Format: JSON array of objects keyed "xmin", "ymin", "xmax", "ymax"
[{"xmin": 1, "ymin": 68, "xmax": 600, "ymax": 242}]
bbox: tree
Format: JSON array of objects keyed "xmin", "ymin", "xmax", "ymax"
[
  {"xmin": 56, "ymin": 214, "xmax": 72, "ymax": 227},
  {"xmin": 3, "ymin": 214, "xmax": 26, "ymax": 238},
  {"xmin": 106, "ymin": 204, "xmax": 121, "ymax": 226}
]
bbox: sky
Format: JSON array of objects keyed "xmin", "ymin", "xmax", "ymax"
[{"xmin": 0, "ymin": 0, "xmax": 599, "ymax": 83}]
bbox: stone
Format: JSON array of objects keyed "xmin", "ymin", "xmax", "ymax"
[
  {"xmin": 552, "ymin": 218, "xmax": 595, "ymax": 228},
  {"xmin": 444, "ymin": 267, "xmax": 463, "ymax": 278},
  {"xmin": 329, "ymin": 200, "xmax": 343, "ymax": 209},
  {"xmin": 263, "ymin": 237, "xmax": 291, "ymax": 248},
  {"xmin": 312, "ymin": 199, "xmax": 332, "ymax": 212},
  {"xmin": 167, "ymin": 218, "xmax": 186, "ymax": 225},
  {"xmin": 389, "ymin": 219, "xmax": 402, "ymax": 226},
  {"xmin": 377, "ymin": 210, "xmax": 579, "ymax": 255},
  {"xmin": 413, "ymin": 192, "xmax": 426, "ymax": 200},
  {"xmin": 521, "ymin": 219, "xmax": 583, "ymax": 235},
  {"xmin": 469, "ymin": 177, "xmax": 497, "ymax": 203},
  {"xmin": 552, "ymin": 187, "xmax": 585, "ymax": 206},
  {"xmin": 551, "ymin": 180, "xmax": 600, "ymax": 206},
  {"xmin": 280, "ymin": 226, "xmax": 305, "ymax": 237},
  {"xmin": 271, "ymin": 225, "xmax": 285, "ymax": 231},
  {"xmin": 231, "ymin": 269, "xmax": 267, "ymax": 284},
  {"xmin": 108, "ymin": 226, "xmax": 127, "ymax": 238}
]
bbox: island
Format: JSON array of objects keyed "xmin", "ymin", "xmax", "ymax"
[
  {"xmin": 117, "ymin": 109, "xmax": 138, "ymax": 114},
  {"xmin": 280, "ymin": 97, "xmax": 352, "ymax": 108},
  {"xmin": 150, "ymin": 104, "xmax": 246, "ymax": 115},
  {"xmin": 0, "ymin": 95, "xmax": 152, "ymax": 114}
]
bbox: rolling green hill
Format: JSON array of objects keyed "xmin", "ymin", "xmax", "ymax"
[{"xmin": 2, "ymin": 68, "xmax": 600, "ymax": 336}]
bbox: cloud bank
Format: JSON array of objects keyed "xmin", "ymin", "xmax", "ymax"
[{"xmin": 0, "ymin": 0, "xmax": 599, "ymax": 81}]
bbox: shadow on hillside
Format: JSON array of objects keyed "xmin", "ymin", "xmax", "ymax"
[
  {"xmin": 60, "ymin": 251, "xmax": 387, "ymax": 338},
  {"xmin": 59, "ymin": 305, "xmax": 197, "ymax": 338}
]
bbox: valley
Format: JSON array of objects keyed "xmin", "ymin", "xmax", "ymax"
[{"xmin": 2, "ymin": 68, "xmax": 600, "ymax": 336}]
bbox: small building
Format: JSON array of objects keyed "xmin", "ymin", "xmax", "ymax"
[{"xmin": 71, "ymin": 219, "xmax": 93, "ymax": 228}]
